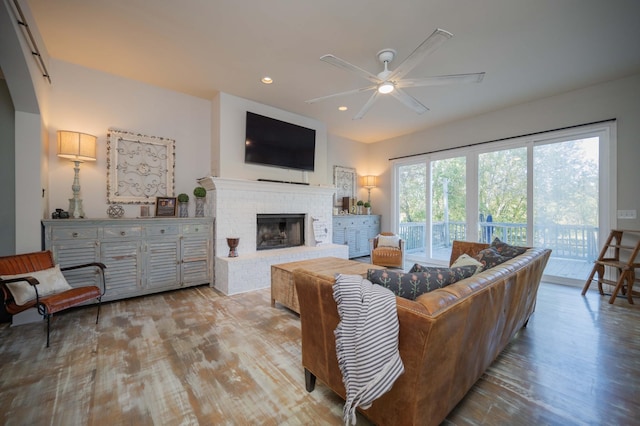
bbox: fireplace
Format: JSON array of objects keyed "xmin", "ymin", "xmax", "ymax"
[{"xmin": 256, "ymin": 214, "xmax": 305, "ymax": 250}]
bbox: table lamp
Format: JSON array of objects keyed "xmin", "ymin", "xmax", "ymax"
[
  {"xmin": 363, "ymin": 175, "xmax": 377, "ymax": 203},
  {"xmin": 57, "ymin": 130, "xmax": 97, "ymax": 218}
]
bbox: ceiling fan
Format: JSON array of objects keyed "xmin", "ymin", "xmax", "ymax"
[{"xmin": 306, "ymin": 28, "xmax": 485, "ymax": 120}]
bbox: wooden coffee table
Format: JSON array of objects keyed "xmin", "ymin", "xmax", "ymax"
[{"xmin": 271, "ymin": 257, "xmax": 386, "ymax": 313}]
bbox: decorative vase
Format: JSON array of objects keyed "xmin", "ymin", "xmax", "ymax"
[
  {"xmin": 227, "ymin": 237, "xmax": 239, "ymax": 257},
  {"xmin": 195, "ymin": 197, "xmax": 205, "ymax": 217},
  {"xmin": 178, "ymin": 202, "xmax": 189, "ymax": 218},
  {"xmin": 366, "ymin": 207, "xmax": 371, "ymax": 215}
]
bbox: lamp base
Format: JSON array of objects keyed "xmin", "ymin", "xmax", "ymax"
[{"xmin": 68, "ymin": 198, "xmax": 84, "ymax": 218}]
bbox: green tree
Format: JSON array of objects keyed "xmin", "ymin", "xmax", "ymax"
[
  {"xmin": 431, "ymin": 157, "xmax": 466, "ymax": 222},
  {"xmin": 398, "ymin": 163, "xmax": 426, "ymax": 223}
]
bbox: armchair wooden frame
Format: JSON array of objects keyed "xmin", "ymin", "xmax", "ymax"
[{"xmin": 0, "ymin": 250, "xmax": 106, "ymax": 347}]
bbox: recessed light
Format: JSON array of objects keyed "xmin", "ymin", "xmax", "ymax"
[
  {"xmin": 261, "ymin": 76, "xmax": 273, "ymax": 84},
  {"xmin": 338, "ymin": 106, "xmax": 348, "ymax": 111}
]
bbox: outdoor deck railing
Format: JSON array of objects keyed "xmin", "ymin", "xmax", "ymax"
[{"xmin": 399, "ymin": 221, "xmax": 598, "ymax": 261}]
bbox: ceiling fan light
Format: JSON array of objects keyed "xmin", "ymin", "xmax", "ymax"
[{"xmin": 378, "ymin": 82, "xmax": 394, "ymax": 94}]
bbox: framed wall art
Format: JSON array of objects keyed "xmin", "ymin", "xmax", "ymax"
[
  {"xmin": 107, "ymin": 129, "xmax": 175, "ymax": 204},
  {"xmin": 333, "ymin": 165, "xmax": 357, "ymax": 207},
  {"xmin": 155, "ymin": 197, "xmax": 177, "ymax": 217}
]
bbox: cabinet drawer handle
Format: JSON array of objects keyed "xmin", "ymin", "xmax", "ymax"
[
  {"xmin": 120, "ymin": 231, "xmax": 126, "ymax": 236},
  {"xmin": 195, "ymin": 227, "xmax": 199, "ymax": 232},
  {"xmin": 160, "ymin": 229, "xmax": 165, "ymax": 234},
  {"xmin": 72, "ymin": 232, "xmax": 78, "ymax": 238}
]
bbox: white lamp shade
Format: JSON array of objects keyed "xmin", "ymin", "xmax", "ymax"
[
  {"xmin": 57, "ymin": 130, "xmax": 97, "ymax": 162},
  {"xmin": 363, "ymin": 175, "xmax": 377, "ymax": 188}
]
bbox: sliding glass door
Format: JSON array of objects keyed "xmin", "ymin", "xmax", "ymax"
[
  {"xmin": 533, "ymin": 137, "xmax": 600, "ymax": 281},
  {"xmin": 393, "ymin": 122, "xmax": 615, "ymax": 284}
]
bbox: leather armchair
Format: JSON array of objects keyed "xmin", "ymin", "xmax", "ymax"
[
  {"xmin": 370, "ymin": 232, "xmax": 404, "ymax": 268},
  {"xmin": 0, "ymin": 250, "xmax": 106, "ymax": 347}
]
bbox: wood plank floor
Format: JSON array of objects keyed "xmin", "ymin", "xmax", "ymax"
[{"xmin": 0, "ymin": 283, "xmax": 638, "ymax": 425}]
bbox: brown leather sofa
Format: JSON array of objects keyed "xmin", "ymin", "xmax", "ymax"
[{"xmin": 294, "ymin": 241, "xmax": 551, "ymax": 426}]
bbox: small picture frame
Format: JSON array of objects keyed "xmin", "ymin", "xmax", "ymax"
[{"xmin": 155, "ymin": 197, "xmax": 177, "ymax": 217}]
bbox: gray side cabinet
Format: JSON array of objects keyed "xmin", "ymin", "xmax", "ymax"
[
  {"xmin": 42, "ymin": 218, "xmax": 214, "ymax": 302},
  {"xmin": 332, "ymin": 215, "xmax": 381, "ymax": 258}
]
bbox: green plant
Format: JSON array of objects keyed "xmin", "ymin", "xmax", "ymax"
[
  {"xmin": 177, "ymin": 193, "xmax": 189, "ymax": 203},
  {"xmin": 356, "ymin": 200, "xmax": 364, "ymax": 206},
  {"xmin": 193, "ymin": 186, "xmax": 207, "ymax": 198},
  {"xmin": 364, "ymin": 202, "xmax": 371, "ymax": 208}
]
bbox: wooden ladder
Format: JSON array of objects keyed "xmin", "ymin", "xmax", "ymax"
[{"xmin": 582, "ymin": 229, "xmax": 640, "ymax": 304}]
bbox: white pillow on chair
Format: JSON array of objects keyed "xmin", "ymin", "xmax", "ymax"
[
  {"xmin": 377, "ymin": 234, "xmax": 400, "ymax": 248},
  {"xmin": 2, "ymin": 265, "xmax": 73, "ymax": 306}
]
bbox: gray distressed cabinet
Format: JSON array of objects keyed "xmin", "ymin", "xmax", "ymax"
[
  {"xmin": 332, "ymin": 215, "xmax": 381, "ymax": 258},
  {"xmin": 42, "ymin": 218, "xmax": 214, "ymax": 302}
]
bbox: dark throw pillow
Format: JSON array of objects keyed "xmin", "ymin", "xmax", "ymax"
[
  {"xmin": 490, "ymin": 237, "xmax": 528, "ymax": 258},
  {"xmin": 473, "ymin": 247, "xmax": 511, "ymax": 269},
  {"xmin": 367, "ymin": 265, "xmax": 477, "ymax": 301}
]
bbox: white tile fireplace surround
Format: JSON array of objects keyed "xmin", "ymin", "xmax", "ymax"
[{"xmin": 208, "ymin": 177, "xmax": 348, "ymax": 295}]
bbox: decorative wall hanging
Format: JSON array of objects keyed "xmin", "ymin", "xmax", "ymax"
[
  {"xmin": 107, "ymin": 129, "xmax": 175, "ymax": 204},
  {"xmin": 333, "ymin": 165, "xmax": 356, "ymax": 207}
]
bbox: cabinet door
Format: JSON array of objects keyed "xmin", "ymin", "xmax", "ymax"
[
  {"xmin": 51, "ymin": 241, "xmax": 101, "ymax": 288},
  {"xmin": 101, "ymin": 241, "xmax": 141, "ymax": 300},
  {"xmin": 181, "ymin": 221, "xmax": 212, "ymax": 286},
  {"xmin": 346, "ymin": 228, "xmax": 358, "ymax": 258},
  {"xmin": 181, "ymin": 236, "xmax": 210, "ymax": 286},
  {"xmin": 355, "ymin": 228, "xmax": 370, "ymax": 257},
  {"xmin": 145, "ymin": 239, "xmax": 180, "ymax": 290}
]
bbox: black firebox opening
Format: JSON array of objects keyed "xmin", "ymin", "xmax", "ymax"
[{"xmin": 256, "ymin": 214, "xmax": 305, "ymax": 250}]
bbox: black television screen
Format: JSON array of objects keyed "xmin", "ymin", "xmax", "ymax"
[{"xmin": 244, "ymin": 111, "xmax": 316, "ymax": 172}]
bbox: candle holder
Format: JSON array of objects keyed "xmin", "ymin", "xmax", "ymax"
[{"xmin": 226, "ymin": 237, "xmax": 239, "ymax": 257}]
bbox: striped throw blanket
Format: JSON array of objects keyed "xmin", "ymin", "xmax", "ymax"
[{"xmin": 333, "ymin": 274, "xmax": 404, "ymax": 425}]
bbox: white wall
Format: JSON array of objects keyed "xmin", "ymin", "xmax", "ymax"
[
  {"xmin": 326, "ymin": 133, "xmax": 373, "ymax": 209},
  {"xmin": 369, "ymin": 73, "xmax": 640, "ymax": 232},
  {"xmin": 214, "ymin": 92, "xmax": 328, "ymax": 185},
  {"xmin": 1, "ymin": 0, "xmax": 52, "ymax": 252},
  {"xmin": 47, "ymin": 60, "xmax": 212, "ymax": 219}
]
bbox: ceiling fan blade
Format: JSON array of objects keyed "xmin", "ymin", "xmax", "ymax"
[
  {"xmin": 353, "ymin": 91, "xmax": 380, "ymax": 120},
  {"xmin": 305, "ymin": 85, "xmax": 377, "ymax": 104},
  {"xmin": 390, "ymin": 88, "xmax": 429, "ymax": 114},
  {"xmin": 388, "ymin": 28, "xmax": 453, "ymax": 81},
  {"xmin": 397, "ymin": 72, "xmax": 486, "ymax": 88},
  {"xmin": 320, "ymin": 54, "xmax": 382, "ymax": 84}
]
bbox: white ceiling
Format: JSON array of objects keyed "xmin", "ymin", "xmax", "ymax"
[{"xmin": 26, "ymin": 0, "xmax": 640, "ymax": 143}]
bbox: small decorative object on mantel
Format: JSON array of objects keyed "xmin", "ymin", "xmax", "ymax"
[
  {"xmin": 107, "ymin": 204, "xmax": 125, "ymax": 218},
  {"xmin": 364, "ymin": 202, "xmax": 372, "ymax": 215},
  {"xmin": 177, "ymin": 193, "xmax": 189, "ymax": 217},
  {"xmin": 227, "ymin": 237, "xmax": 239, "ymax": 257},
  {"xmin": 356, "ymin": 200, "xmax": 364, "ymax": 215},
  {"xmin": 193, "ymin": 186, "xmax": 207, "ymax": 217}
]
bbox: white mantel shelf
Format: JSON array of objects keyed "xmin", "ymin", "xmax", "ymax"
[{"xmin": 201, "ymin": 176, "xmax": 336, "ymax": 196}]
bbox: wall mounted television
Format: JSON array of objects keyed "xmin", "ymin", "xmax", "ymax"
[{"xmin": 244, "ymin": 111, "xmax": 316, "ymax": 172}]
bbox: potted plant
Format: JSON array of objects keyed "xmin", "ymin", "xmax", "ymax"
[
  {"xmin": 177, "ymin": 193, "xmax": 189, "ymax": 217},
  {"xmin": 356, "ymin": 200, "xmax": 364, "ymax": 215},
  {"xmin": 193, "ymin": 186, "xmax": 207, "ymax": 217},
  {"xmin": 364, "ymin": 201, "xmax": 371, "ymax": 215}
]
